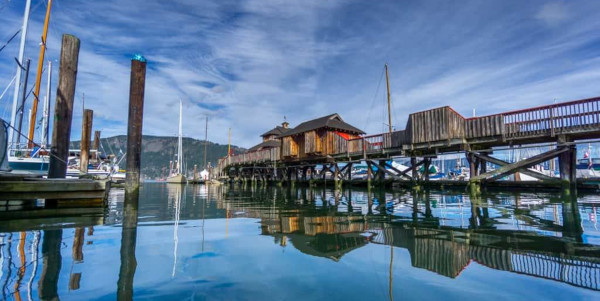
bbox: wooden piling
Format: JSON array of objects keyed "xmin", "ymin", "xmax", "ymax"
[
  {"xmin": 80, "ymin": 109, "xmax": 93, "ymax": 173},
  {"xmin": 48, "ymin": 35, "xmax": 80, "ymax": 179},
  {"xmin": 125, "ymin": 56, "xmax": 147, "ymax": 191},
  {"xmin": 93, "ymin": 130, "xmax": 101, "ymax": 161}
]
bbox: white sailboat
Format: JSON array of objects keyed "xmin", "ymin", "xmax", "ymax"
[
  {"xmin": 167, "ymin": 100, "xmax": 187, "ymax": 183},
  {"xmin": 5, "ymin": 0, "xmax": 52, "ymax": 174}
]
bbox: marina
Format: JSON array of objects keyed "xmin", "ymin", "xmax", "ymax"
[{"xmin": 1, "ymin": 0, "xmax": 600, "ymax": 300}]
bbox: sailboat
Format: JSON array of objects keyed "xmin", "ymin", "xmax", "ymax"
[
  {"xmin": 5, "ymin": 0, "xmax": 53, "ymax": 174},
  {"xmin": 167, "ymin": 100, "xmax": 187, "ymax": 183}
]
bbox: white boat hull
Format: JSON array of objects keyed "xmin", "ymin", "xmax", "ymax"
[{"xmin": 167, "ymin": 174, "xmax": 187, "ymax": 183}]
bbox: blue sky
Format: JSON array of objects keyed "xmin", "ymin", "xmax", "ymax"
[{"xmin": 1, "ymin": 0, "xmax": 600, "ymax": 148}]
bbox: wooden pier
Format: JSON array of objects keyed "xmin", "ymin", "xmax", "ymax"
[{"xmin": 216, "ymin": 96, "xmax": 600, "ymax": 191}]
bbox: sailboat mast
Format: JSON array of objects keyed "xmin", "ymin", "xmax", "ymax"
[
  {"xmin": 178, "ymin": 99, "xmax": 183, "ymax": 174},
  {"xmin": 28, "ymin": 0, "xmax": 53, "ymax": 148},
  {"xmin": 228, "ymin": 128, "xmax": 231, "ymax": 158},
  {"xmin": 385, "ymin": 64, "xmax": 392, "ymax": 133},
  {"xmin": 8, "ymin": 0, "xmax": 32, "ymax": 145},
  {"xmin": 41, "ymin": 61, "xmax": 52, "ymax": 148},
  {"xmin": 203, "ymin": 116, "xmax": 208, "ymax": 169}
]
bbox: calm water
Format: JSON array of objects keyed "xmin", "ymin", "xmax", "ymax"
[{"xmin": 0, "ymin": 184, "xmax": 599, "ymax": 300}]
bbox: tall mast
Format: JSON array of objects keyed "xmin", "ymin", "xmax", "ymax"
[
  {"xmin": 41, "ymin": 61, "xmax": 52, "ymax": 148},
  {"xmin": 28, "ymin": 0, "xmax": 53, "ymax": 148},
  {"xmin": 203, "ymin": 116, "xmax": 208, "ymax": 169},
  {"xmin": 16, "ymin": 59, "xmax": 31, "ymax": 146},
  {"xmin": 178, "ymin": 99, "xmax": 183, "ymax": 174},
  {"xmin": 385, "ymin": 64, "xmax": 392, "ymax": 133},
  {"xmin": 228, "ymin": 128, "xmax": 231, "ymax": 158},
  {"xmin": 8, "ymin": 0, "xmax": 32, "ymax": 145}
]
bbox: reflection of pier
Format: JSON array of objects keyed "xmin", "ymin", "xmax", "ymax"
[
  {"xmin": 217, "ymin": 186, "xmax": 600, "ymax": 291},
  {"xmin": 370, "ymin": 226, "xmax": 600, "ymax": 290}
]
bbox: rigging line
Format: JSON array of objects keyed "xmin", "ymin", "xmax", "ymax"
[
  {"xmin": 0, "ymin": 29, "xmax": 21, "ymax": 54},
  {"xmin": 363, "ymin": 65, "xmax": 386, "ymax": 133},
  {"xmin": 0, "ymin": 75, "xmax": 16, "ymax": 102}
]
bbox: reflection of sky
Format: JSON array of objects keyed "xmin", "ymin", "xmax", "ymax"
[{"xmin": 0, "ymin": 184, "xmax": 599, "ymax": 299}]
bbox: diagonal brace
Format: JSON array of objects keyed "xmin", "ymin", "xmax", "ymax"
[{"xmin": 471, "ymin": 147, "xmax": 569, "ymax": 182}]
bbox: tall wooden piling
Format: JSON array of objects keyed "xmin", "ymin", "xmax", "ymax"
[
  {"xmin": 125, "ymin": 56, "xmax": 147, "ymax": 191},
  {"xmin": 48, "ymin": 35, "xmax": 80, "ymax": 179},
  {"xmin": 93, "ymin": 130, "xmax": 101, "ymax": 161},
  {"xmin": 80, "ymin": 109, "xmax": 93, "ymax": 173}
]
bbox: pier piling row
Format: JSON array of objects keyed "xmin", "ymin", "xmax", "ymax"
[{"xmin": 216, "ymin": 97, "xmax": 600, "ymax": 190}]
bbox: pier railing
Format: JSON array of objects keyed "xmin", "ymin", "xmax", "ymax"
[{"xmin": 503, "ymin": 97, "xmax": 600, "ymax": 139}]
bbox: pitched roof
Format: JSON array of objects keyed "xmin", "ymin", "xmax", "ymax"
[
  {"xmin": 279, "ymin": 113, "xmax": 365, "ymax": 137},
  {"xmin": 261, "ymin": 126, "xmax": 291, "ymax": 137},
  {"xmin": 247, "ymin": 140, "xmax": 281, "ymax": 152}
]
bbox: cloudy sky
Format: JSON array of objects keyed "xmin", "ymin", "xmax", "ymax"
[{"xmin": 1, "ymin": 0, "xmax": 600, "ymax": 148}]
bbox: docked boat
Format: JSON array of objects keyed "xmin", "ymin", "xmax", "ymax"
[{"xmin": 167, "ymin": 100, "xmax": 187, "ymax": 184}]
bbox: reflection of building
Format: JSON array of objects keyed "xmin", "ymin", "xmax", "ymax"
[{"xmin": 215, "ymin": 186, "xmax": 600, "ymax": 291}]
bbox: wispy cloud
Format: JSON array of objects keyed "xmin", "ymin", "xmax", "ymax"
[{"xmin": 1, "ymin": 0, "xmax": 600, "ymax": 148}]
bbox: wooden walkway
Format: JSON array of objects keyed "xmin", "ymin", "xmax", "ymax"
[{"xmin": 216, "ymin": 96, "xmax": 600, "ymax": 187}]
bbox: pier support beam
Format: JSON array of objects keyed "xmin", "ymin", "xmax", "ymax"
[
  {"xmin": 80, "ymin": 109, "xmax": 93, "ymax": 173},
  {"xmin": 48, "ymin": 35, "xmax": 80, "ymax": 179},
  {"xmin": 125, "ymin": 56, "xmax": 147, "ymax": 192}
]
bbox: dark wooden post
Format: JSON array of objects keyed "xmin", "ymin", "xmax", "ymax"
[
  {"xmin": 378, "ymin": 160, "xmax": 386, "ymax": 181},
  {"xmin": 93, "ymin": 130, "xmax": 101, "ymax": 161},
  {"xmin": 480, "ymin": 152, "xmax": 488, "ymax": 174},
  {"xmin": 125, "ymin": 56, "xmax": 147, "ymax": 191},
  {"xmin": 410, "ymin": 157, "xmax": 417, "ymax": 182},
  {"xmin": 424, "ymin": 158, "xmax": 431, "ymax": 181},
  {"xmin": 48, "ymin": 35, "xmax": 80, "ymax": 178},
  {"xmin": 80, "ymin": 109, "xmax": 93, "ymax": 173}
]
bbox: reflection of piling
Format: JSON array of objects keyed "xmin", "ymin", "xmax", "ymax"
[
  {"xmin": 125, "ymin": 56, "xmax": 147, "ymax": 191},
  {"xmin": 80, "ymin": 109, "xmax": 93, "ymax": 173},
  {"xmin": 118, "ymin": 189, "xmax": 140, "ymax": 300},
  {"xmin": 38, "ymin": 229, "xmax": 63, "ymax": 300},
  {"xmin": 48, "ymin": 35, "xmax": 80, "ymax": 178},
  {"xmin": 72, "ymin": 227, "xmax": 84, "ymax": 262}
]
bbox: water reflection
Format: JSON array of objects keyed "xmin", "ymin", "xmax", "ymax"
[
  {"xmin": 0, "ymin": 184, "xmax": 598, "ymax": 299},
  {"xmin": 117, "ymin": 189, "xmax": 139, "ymax": 300}
]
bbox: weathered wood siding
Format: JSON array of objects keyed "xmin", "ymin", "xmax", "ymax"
[
  {"xmin": 465, "ymin": 115, "xmax": 504, "ymax": 139},
  {"xmin": 282, "ymin": 136, "xmax": 298, "ymax": 158},
  {"xmin": 325, "ymin": 132, "xmax": 351, "ymax": 155},
  {"xmin": 304, "ymin": 130, "xmax": 323, "ymax": 154},
  {"xmin": 390, "ymin": 130, "xmax": 408, "ymax": 148},
  {"xmin": 407, "ymin": 107, "xmax": 465, "ymax": 144}
]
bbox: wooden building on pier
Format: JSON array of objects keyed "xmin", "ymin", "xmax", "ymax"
[
  {"xmin": 280, "ymin": 113, "xmax": 365, "ymax": 160},
  {"xmin": 247, "ymin": 121, "xmax": 292, "ymax": 152}
]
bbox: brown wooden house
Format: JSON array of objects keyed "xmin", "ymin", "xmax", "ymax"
[
  {"xmin": 279, "ymin": 113, "xmax": 365, "ymax": 159},
  {"xmin": 247, "ymin": 121, "xmax": 291, "ymax": 152}
]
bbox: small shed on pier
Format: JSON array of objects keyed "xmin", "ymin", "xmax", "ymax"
[{"xmin": 279, "ymin": 114, "xmax": 365, "ymax": 159}]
